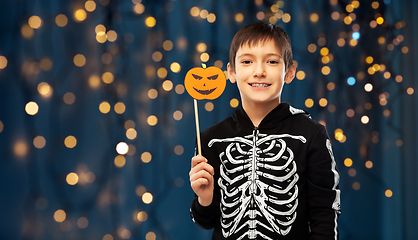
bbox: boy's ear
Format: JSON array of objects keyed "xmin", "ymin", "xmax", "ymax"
[
  {"xmin": 227, "ymin": 62, "xmax": 236, "ymax": 84},
  {"xmin": 284, "ymin": 65, "xmax": 296, "ymax": 84}
]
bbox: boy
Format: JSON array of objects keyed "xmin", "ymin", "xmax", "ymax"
[{"xmin": 189, "ymin": 21, "xmax": 341, "ymax": 240}]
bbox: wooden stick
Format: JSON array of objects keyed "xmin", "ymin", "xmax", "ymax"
[{"xmin": 194, "ymin": 98, "xmax": 202, "ymax": 156}]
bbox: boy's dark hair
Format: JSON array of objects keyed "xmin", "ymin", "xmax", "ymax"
[{"xmin": 229, "ymin": 21, "xmax": 294, "ymax": 72}]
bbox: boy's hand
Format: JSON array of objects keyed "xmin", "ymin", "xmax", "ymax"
[{"xmin": 189, "ymin": 155, "xmax": 214, "ymax": 207}]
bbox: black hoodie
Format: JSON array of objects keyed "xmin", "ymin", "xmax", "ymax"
[{"xmin": 190, "ymin": 103, "xmax": 341, "ymax": 240}]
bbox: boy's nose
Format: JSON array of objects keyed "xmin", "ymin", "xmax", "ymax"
[{"xmin": 253, "ymin": 70, "xmax": 266, "ymax": 78}]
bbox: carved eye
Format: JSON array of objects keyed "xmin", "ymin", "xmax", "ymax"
[
  {"xmin": 192, "ymin": 74, "xmax": 202, "ymax": 80},
  {"xmin": 207, "ymin": 74, "xmax": 218, "ymax": 80}
]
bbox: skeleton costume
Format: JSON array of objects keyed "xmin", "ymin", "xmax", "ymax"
[{"xmin": 190, "ymin": 102, "xmax": 341, "ymax": 240}]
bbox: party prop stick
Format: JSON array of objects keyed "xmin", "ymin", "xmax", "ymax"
[
  {"xmin": 194, "ymin": 98, "xmax": 202, "ymax": 156},
  {"xmin": 184, "ymin": 63, "xmax": 227, "ymax": 156}
]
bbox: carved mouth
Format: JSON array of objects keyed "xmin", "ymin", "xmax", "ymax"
[{"xmin": 193, "ymin": 87, "xmax": 217, "ymax": 95}]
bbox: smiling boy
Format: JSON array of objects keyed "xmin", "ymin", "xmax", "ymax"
[{"xmin": 189, "ymin": 21, "xmax": 341, "ymax": 240}]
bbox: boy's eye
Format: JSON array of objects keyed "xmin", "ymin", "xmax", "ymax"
[
  {"xmin": 268, "ymin": 60, "xmax": 279, "ymax": 64},
  {"xmin": 241, "ymin": 60, "xmax": 251, "ymax": 64}
]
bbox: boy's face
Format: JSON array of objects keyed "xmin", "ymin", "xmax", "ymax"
[{"xmin": 227, "ymin": 40, "xmax": 295, "ymax": 109}]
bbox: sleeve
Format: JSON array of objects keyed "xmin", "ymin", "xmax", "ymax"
[
  {"xmin": 190, "ymin": 195, "xmax": 220, "ymax": 230},
  {"xmin": 189, "ymin": 138, "xmax": 221, "ymax": 230},
  {"xmin": 307, "ymin": 126, "xmax": 341, "ymax": 240}
]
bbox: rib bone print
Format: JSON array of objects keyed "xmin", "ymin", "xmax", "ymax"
[{"xmin": 209, "ymin": 131, "xmax": 306, "ymax": 239}]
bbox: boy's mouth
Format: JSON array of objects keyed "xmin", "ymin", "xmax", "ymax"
[{"xmin": 249, "ymin": 83, "xmax": 271, "ymax": 88}]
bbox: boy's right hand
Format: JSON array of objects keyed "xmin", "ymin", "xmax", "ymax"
[{"xmin": 189, "ymin": 155, "xmax": 214, "ymax": 207}]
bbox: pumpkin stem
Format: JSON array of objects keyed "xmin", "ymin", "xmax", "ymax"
[{"xmin": 201, "ymin": 63, "xmax": 207, "ymax": 69}]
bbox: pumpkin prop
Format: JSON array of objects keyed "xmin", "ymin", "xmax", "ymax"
[
  {"xmin": 184, "ymin": 65, "xmax": 226, "ymax": 155},
  {"xmin": 184, "ymin": 66, "xmax": 226, "ymax": 100}
]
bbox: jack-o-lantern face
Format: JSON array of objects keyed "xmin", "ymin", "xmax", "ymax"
[{"xmin": 184, "ymin": 66, "xmax": 226, "ymax": 100}]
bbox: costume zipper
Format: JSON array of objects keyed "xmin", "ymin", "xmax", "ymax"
[{"xmin": 250, "ymin": 127, "xmax": 259, "ymax": 195}]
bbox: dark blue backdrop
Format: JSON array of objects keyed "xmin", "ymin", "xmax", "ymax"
[{"xmin": 0, "ymin": 0, "xmax": 417, "ymax": 239}]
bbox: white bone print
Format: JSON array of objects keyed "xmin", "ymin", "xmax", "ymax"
[{"xmin": 209, "ymin": 131, "xmax": 306, "ymax": 239}]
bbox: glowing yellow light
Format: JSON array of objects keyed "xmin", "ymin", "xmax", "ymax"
[
  {"xmin": 337, "ymin": 38, "xmax": 345, "ymax": 47},
  {"xmin": 207, "ymin": 13, "xmax": 216, "ymax": 23},
  {"xmin": 376, "ymin": 17, "xmax": 384, "ymax": 25},
  {"xmin": 344, "ymin": 16, "xmax": 352, "ymax": 25},
  {"xmin": 14, "ymin": 140, "xmax": 29, "ymax": 158},
  {"xmin": 200, "ymin": 53, "xmax": 209, "ymax": 62},
  {"xmin": 361, "ymin": 115, "xmax": 370, "ymax": 124},
  {"xmin": 173, "ymin": 110, "xmax": 183, "ymax": 121},
  {"xmin": 319, "ymin": 98, "xmax": 328, "ymax": 107},
  {"xmin": 230, "ymin": 98, "xmax": 239, "ymax": 108},
  {"xmin": 371, "ymin": 1, "xmax": 379, "ymax": 9},
  {"xmin": 134, "ymin": 4, "xmax": 145, "ymax": 14},
  {"xmin": 305, "ymin": 98, "xmax": 314, "ymax": 108},
  {"xmin": 366, "ymin": 56, "xmax": 374, "ymax": 64},
  {"xmin": 99, "ymin": 101, "xmax": 111, "ymax": 114},
  {"xmin": 146, "ymin": 232, "xmax": 156, "ymax": 240},
  {"xmin": 107, "ymin": 30, "xmax": 117, "ymax": 42},
  {"xmin": 175, "ymin": 84, "xmax": 185, "ymax": 95},
  {"xmin": 205, "ymin": 102, "xmax": 214, "ymax": 112},
  {"xmin": 235, "ymin": 13, "xmax": 244, "ymax": 22},
  {"xmin": 114, "ymin": 155, "xmax": 126, "ymax": 168},
  {"xmin": 137, "ymin": 211, "xmax": 148, "ymax": 222},
  {"xmin": 142, "ymin": 192, "xmax": 153, "ymax": 204},
  {"xmin": 372, "ymin": 63, "xmax": 380, "ymax": 71},
  {"xmin": 349, "ymin": 39, "xmax": 358, "ymax": 46},
  {"xmin": 352, "ymin": 182, "xmax": 360, "ymax": 190},
  {"xmin": 320, "ymin": 47, "xmax": 329, "ymax": 56},
  {"xmin": 116, "ymin": 142, "xmax": 129, "ymax": 155},
  {"xmin": 32, "ymin": 136, "xmax": 46, "ymax": 149},
  {"xmin": 170, "ymin": 62, "xmax": 181, "ymax": 73},
  {"xmin": 214, "ymin": 60, "xmax": 223, "ymax": 69},
  {"xmin": 152, "ymin": 51, "xmax": 163, "ymax": 62},
  {"xmin": 402, "ymin": 46, "xmax": 409, "ymax": 54},
  {"xmin": 199, "ymin": 9, "xmax": 209, "ymax": 19},
  {"xmin": 21, "ymin": 24, "xmax": 34, "ymax": 39},
  {"xmin": 95, "ymin": 24, "xmax": 106, "ymax": 34},
  {"xmin": 346, "ymin": 4, "xmax": 354, "ymax": 12},
  {"xmin": 74, "ymin": 9, "xmax": 87, "ymax": 22},
  {"xmin": 0, "ymin": 55, "xmax": 7, "ymax": 69},
  {"xmin": 114, "ymin": 102, "xmax": 126, "ymax": 114},
  {"xmin": 331, "ymin": 11, "xmax": 340, "ymax": 21},
  {"xmin": 196, "ymin": 43, "xmax": 207, "ymax": 53},
  {"xmin": 103, "ymin": 234, "xmax": 114, "ymax": 240},
  {"xmin": 269, "ymin": 16, "xmax": 278, "ymax": 24},
  {"xmin": 39, "ymin": 58, "xmax": 53, "ymax": 71},
  {"xmin": 174, "ymin": 145, "xmax": 184, "ymax": 155},
  {"xmin": 395, "ymin": 75, "xmax": 403, "ymax": 83},
  {"xmin": 163, "ymin": 40, "xmax": 173, "ymax": 51},
  {"xmin": 307, "ymin": 43, "xmax": 317, "ymax": 53},
  {"xmin": 141, "ymin": 152, "xmax": 152, "ymax": 163},
  {"xmin": 296, "ymin": 71, "xmax": 305, "ymax": 80},
  {"xmin": 321, "ymin": 66, "xmax": 331, "ymax": 75},
  {"xmin": 365, "ymin": 160, "xmax": 373, "ymax": 169},
  {"xmin": 256, "ymin": 11, "xmax": 265, "ymax": 20},
  {"xmin": 327, "ymin": 82, "xmax": 335, "ymax": 91},
  {"xmin": 0, "ymin": 121, "xmax": 3, "ymax": 133},
  {"xmin": 54, "ymin": 209, "xmax": 66, "ymax": 222},
  {"xmin": 367, "ymin": 67, "xmax": 376, "ymax": 75},
  {"xmin": 147, "ymin": 115, "xmax": 158, "ymax": 126},
  {"xmin": 407, "ymin": 87, "xmax": 414, "ymax": 95},
  {"xmin": 148, "ymin": 89, "xmax": 158, "ymax": 99},
  {"xmin": 321, "ymin": 56, "xmax": 330, "ymax": 64},
  {"xmin": 161, "ymin": 80, "xmax": 173, "ymax": 91},
  {"xmin": 282, "ymin": 13, "xmax": 291, "ymax": 23},
  {"xmin": 28, "ymin": 15, "xmax": 42, "ymax": 29},
  {"xmin": 66, "ymin": 172, "xmax": 79, "ymax": 185},
  {"xmin": 55, "ymin": 14, "xmax": 68, "ymax": 27},
  {"xmin": 385, "ymin": 189, "xmax": 393, "ymax": 198},
  {"xmin": 102, "ymin": 72, "xmax": 114, "ymax": 84},
  {"xmin": 25, "ymin": 101, "xmax": 39, "ymax": 115},
  {"xmin": 344, "ymin": 158, "xmax": 353, "ymax": 167},
  {"xmin": 37, "ymin": 82, "xmax": 53, "ymax": 98},
  {"xmin": 85, "ymin": 0, "xmax": 96, "ymax": 12},
  {"xmin": 364, "ymin": 83, "xmax": 373, "ymax": 92},
  {"xmin": 73, "ymin": 54, "xmax": 86, "ymax": 67},
  {"xmin": 64, "ymin": 136, "xmax": 77, "ymax": 148},
  {"xmin": 310, "ymin": 13, "xmax": 319, "ymax": 23},
  {"xmin": 63, "ymin": 92, "xmax": 76, "ymax": 105},
  {"xmin": 190, "ymin": 6, "xmax": 200, "ymax": 17},
  {"xmin": 145, "ymin": 16, "xmax": 156, "ymax": 27}
]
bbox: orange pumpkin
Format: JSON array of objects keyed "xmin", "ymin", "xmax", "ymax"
[{"xmin": 184, "ymin": 66, "xmax": 226, "ymax": 100}]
